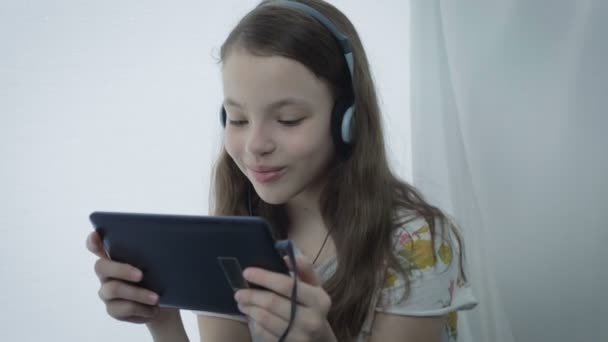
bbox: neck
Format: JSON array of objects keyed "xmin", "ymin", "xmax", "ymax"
[
  {"xmin": 285, "ymin": 187, "xmax": 325, "ymax": 235},
  {"xmin": 287, "ymin": 203, "xmax": 326, "ymax": 236},
  {"xmin": 285, "ymin": 172, "xmax": 330, "ymax": 233},
  {"xmin": 285, "ymin": 188, "xmax": 335, "ymax": 265}
]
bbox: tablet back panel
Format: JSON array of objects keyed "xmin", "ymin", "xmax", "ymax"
[{"xmin": 89, "ymin": 212, "xmax": 289, "ymax": 315}]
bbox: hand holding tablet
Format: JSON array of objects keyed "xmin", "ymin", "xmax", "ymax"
[
  {"xmin": 88, "ymin": 211, "xmax": 290, "ymax": 315},
  {"xmin": 86, "ymin": 230, "xmax": 172, "ymax": 324}
]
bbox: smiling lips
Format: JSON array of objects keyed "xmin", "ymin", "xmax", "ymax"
[{"xmin": 248, "ymin": 166, "xmax": 287, "ymax": 183}]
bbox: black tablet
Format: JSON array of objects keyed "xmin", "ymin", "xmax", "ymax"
[{"xmin": 89, "ymin": 211, "xmax": 289, "ymax": 315}]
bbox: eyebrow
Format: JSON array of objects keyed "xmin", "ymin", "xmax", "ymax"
[{"xmin": 224, "ymin": 97, "xmax": 310, "ymax": 111}]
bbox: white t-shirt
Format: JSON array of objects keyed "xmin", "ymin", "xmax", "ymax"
[{"xmin": 194, "ymin": 216, "xmax": 477, "ymax": 342}]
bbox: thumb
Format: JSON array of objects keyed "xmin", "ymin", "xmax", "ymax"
[
  {"xmin": 86, "ymin": 231, "xmax": 109, "ymax": 259},
  {"xmin": 284, "ymin": 255, "xmax": 320, "ymax": 286}
]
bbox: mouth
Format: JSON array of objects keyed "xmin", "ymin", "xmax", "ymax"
[{"xmin": 247, "ymin": 166, "xmax": 287, "ymax": 183}]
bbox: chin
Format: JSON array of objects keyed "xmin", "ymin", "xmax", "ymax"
[
  {"xmin": 255, "ymin": 190, "xmax": 289, "ymax": 205},
  {"xmin": 251, "ymin": 183, "xmax": 295, "ymax": 205}
]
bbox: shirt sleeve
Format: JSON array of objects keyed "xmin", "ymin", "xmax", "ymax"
[{"xmin": 376, "ymin": 216, "xmax": 478, "ymax": 317}]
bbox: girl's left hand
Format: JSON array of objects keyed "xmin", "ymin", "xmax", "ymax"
[{"xmin": 234, "ymin": 255, "xmax": 337, "ymax": 342}]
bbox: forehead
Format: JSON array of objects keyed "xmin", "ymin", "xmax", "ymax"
[{"xmin": 221, "ymin": 48, "xmax": 332, "ymax": 108}]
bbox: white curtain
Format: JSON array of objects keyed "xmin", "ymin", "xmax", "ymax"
[{"xmin": 410, "ymin": 1, "xmax": 607, "ymax": 341}]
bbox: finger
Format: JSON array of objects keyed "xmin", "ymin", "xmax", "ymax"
[
  {"xmin": 86, "ymin": 231, "xmax": 108, "ymax": 259},
  {"xmin": 239, "ymin": 305, "xmax": 284, "ymax": 340},
  {"xmin": 242, "ymin": 303, "xmax": 316, "ymax": 342},
  {"xmin": 235, "ymin": 289, "xmax": 291, "ymax": 323},
  {"xmin": 122, "ymin": 316, "xmax": 153, "ymax": 324},
  {"xmin": 106, "ymin": 299, "xmax": 159, "ymax": 320},
  {"xmin": 94, "ymin": 258, "xmax": 143, "ymax": 283},
  {"xmin": 98, "ymin": 280, "xmax": 159, "ymax": 306},
  {"xmin": 252, "ymin": 322, "xmax": 281, "ymax": 342},
  {"xmin": 237, "ymin": 289, "xmax": 326, "ymax": 341},
  {"xmin": 283, "ymin": 255, "xmax": 320, "ymax": 286},
  {"xmin": 242, "ymin": 267, "xmax": 322, "ymax": 309}
]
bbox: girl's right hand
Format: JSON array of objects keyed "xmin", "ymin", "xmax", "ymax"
[{"xmin": 86, "ymin": 230, "xmax": 168, "ymax": 324}]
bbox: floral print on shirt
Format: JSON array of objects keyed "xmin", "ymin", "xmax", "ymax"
[{"xmin": 377, "ymin": 218, "xmax": 477, "ymax": 342}]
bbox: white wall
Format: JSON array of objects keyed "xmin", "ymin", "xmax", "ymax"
[{"xmin": 0, "ymin": 1, "xmax": 410, "ymax": 341}]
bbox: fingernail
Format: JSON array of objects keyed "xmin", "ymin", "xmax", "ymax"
[
  {"xmin": 243, "ymin": 269, "xmax": 252, "ymax": 279},
  {"xmin": 149, "ymin": 293, "xmax": 158, "ymax": 303},
  {"xmin": 131, "ymin": 269, "xmax": 142, "ymax": 281}
]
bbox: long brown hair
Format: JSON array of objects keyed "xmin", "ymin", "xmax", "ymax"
[{"xmin": 211, "ymin": 1, "xmax": 466, "ymax": 340}]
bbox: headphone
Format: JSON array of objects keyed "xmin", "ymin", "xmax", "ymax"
[{"xmin": 220, "ymin": 0, "xmax": 356, "ymax": 156}]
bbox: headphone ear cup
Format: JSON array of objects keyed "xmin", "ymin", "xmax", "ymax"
[
  {"xmin": 330, "ymin": 98, "xmax": 355, "ymax": 155},
  {"xmin": 220, "ymin": 105, "xmax": 226, "ymax": 127},
  {"xmin": 341, "ymin": 105, "xmax": 355, "ymax": 143}
]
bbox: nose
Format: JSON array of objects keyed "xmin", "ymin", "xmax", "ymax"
[{"xmin": 246, "ymin": 122, "xmax": 275, "ymax": 156}]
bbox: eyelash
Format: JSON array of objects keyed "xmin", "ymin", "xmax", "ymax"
[
  {"xmin": 278, "ymin": 119, "xmax": 304, "ymax": 126},
  {"xmin": 228, "ymin": 120, "xmax": 248, "ymax": 127},
  {"xmin": 228, "ymin": 119, "xmax": 304, "ymax": 127}
]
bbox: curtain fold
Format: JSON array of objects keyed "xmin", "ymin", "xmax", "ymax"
[
  {"xmin": 410, "ymin": 0, "xmax": 608, "ymax": 341},
  {"xmin": 410, "ymin": 1, "xmax": 515, "ymax": 341}
]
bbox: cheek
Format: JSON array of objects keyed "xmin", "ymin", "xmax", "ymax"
[
  {"xmin": 282, "ymin": 130, "xmax": 333, "ymax": 161},
  {"xmin": 224, "ymin": 131, "xmax": 244, "ymax": 163}
]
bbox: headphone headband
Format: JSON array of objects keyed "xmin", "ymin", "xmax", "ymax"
[
  {"xmin": 274, "ymin": 1, "xmax": 356, "ymax": 147},
  {"xmin": 277, "ymin": 1, "xmax": 355, "ymax": 77}
]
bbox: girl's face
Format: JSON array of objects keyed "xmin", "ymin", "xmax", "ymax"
[{"xmin": 222, "ymin": 47, "xmax": 335, "ymax": 205}]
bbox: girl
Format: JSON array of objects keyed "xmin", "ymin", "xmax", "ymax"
[{"xmin": 86, "ymin": 0, "xmax": 477, "ymax": 341}]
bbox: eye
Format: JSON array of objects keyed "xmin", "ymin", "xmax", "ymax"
[
  {"xmin": 278, "ymin": 118, "xmax": 304, "ymax": 127},
  {"xmin": 228, "ymin": 119, "xmax": 248, "ymax": 127}
]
